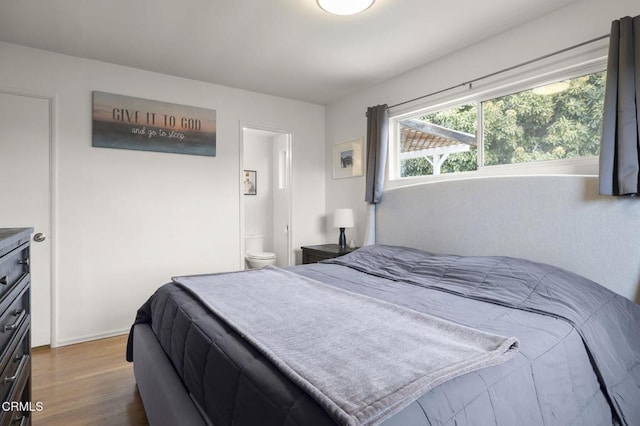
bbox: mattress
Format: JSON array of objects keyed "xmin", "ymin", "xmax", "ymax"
[{"xmin": 127, "ymin": 245, "xmax": 640, "ymax": 425}]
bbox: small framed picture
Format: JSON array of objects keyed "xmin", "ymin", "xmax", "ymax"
[
  {"xmin": 243, "ymin": 170, "xmax": 257, "ymax": 195},
  {"xmin": 333, "ymin": 138, "xmax": 364, "ymax": 179}
]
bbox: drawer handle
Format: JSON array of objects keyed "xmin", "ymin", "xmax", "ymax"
[
  {"xmin": 4, "ymin": 374, "xmax": 17, "ymax": 384},
  {"xmin": 0, "ymin": 276, "xmax": 7, "ymax": 285},
  {"xmin": 3, "ymin": 310, "xmax": 26, "ymax": 333},
  {"xmin": 3, "ymin": 354, "xmax": 27, "ymax": 388}
]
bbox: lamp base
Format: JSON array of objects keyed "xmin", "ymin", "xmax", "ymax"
[{"xmin": 338, "ymin": 228, "xmax": 346, "ymax": 249}]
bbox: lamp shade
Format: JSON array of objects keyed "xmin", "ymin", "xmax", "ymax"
[
  {"xmin": 317, "ymin": 0, "xmax": 375, "ymax": 16},
  {"xmin": 334, "ymin": 209, "xmax": 354, "ymax": 228}
]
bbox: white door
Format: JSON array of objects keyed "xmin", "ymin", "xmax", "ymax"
[{"xmin": 0, "ymin": 91, "xmax": 52, "ymax": 347}]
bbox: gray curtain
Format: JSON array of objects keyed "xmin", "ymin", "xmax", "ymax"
[
  {"xmin": 599, "ymin": 15, "xmax": 640, "ymax": 196},
  {"xmin": 365, "ymin": 105, "xmax": 389, "ymax": 203},
  {"xmin": 362, "ymin": 104, "xmax": 389, "ymax": 246}
]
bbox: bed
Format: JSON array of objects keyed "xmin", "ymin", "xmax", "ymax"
[{"xmin": 127, "ymin": 175, "xmax": 640, "ymax": 426}]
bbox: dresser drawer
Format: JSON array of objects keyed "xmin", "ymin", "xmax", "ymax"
[
  {"xmin": 0, "ymin": 288, "xmax": 28, "ymax": 359},
  {"xmin": 0, "ymin": 326, "xmax": 29, "ymax": 405},
  {"xmin": 0, "ymin": 245, "xmax": 29, "ymax": 302},
  {"xmin": 304, "ymin": 252, "xmax": 333, "ymax": 264},
  {"xmin": 0, "ymin": 354, "xmax": 30, "ymax": 426},
  {"xmin": 5, "ymin": 409, "xmax": 29, "ymax": 426}
]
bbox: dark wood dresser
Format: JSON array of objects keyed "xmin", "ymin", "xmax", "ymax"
[{"xmin": 0, "ymin": 228, "xmax": 32, "ymax": 426}]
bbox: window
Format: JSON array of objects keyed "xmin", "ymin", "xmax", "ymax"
[
  {"xmin": 399, "ymin": 104, "xmax": 477, "ymax": 177},
  {"xmin": 392, "ymin": 70, "xmax": 606, "ymax": 179}
]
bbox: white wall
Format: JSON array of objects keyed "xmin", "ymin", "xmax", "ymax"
[
  {"xmin": 325, "ymin": 0, "xmax": 639, "ymax": 246},
  {"xmin": 0, "ymin": 41, "xmax": 326, "ymax": 345}
]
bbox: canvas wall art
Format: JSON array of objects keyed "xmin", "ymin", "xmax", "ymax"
[{"xmin": 92, "ymin": 91, "xmax": 216, "ymax": 156}]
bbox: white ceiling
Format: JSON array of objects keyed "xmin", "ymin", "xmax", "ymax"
[{"xmin": 0, "ymin": 0, "xmax": 580, "ymax": 105}]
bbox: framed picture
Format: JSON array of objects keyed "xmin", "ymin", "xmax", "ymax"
[
  {"xmin": 243, "ymin": 170, "xmax": 257, "ymax": 195},
  {"xmin": 333, "ymin": 138, "xmax": 364, "ymax": 179}
]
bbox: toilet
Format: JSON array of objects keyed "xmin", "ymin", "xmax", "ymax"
[{"xmin": 245, "ymin": 234, "xmax": 277, "ymax": 269}]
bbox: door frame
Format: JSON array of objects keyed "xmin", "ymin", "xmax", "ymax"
[
  {"xmin": 0, "ymin": 88, "xmax": 58, "ymax": 347},
  {"xmin": 239, "ymin": 121, "xmax": 293, "ymax": 269}
]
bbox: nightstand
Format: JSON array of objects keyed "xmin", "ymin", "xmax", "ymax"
[{"xmin": 301, "ymin": 244, "xmax": 358, "ymax": 264}]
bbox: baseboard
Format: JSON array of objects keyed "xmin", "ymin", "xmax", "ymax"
[{"xmin": 51, "ymin": 327, "xmax": 130, "ymax": 348}]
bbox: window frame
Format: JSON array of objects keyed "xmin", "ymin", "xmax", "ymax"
[{"xmin": 387, "ymin": 56, "xmax": 607, "ymax": 189}]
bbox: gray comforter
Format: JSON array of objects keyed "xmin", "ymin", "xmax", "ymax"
[
  {"xmin": 173, "ymin": 267, "xmax": 519, "ymax": 426},
  {"xmin": 323, "ymin": 245, "xmax": 640, "ymax": 426},
  {"xmin": 127, "ymin": 245, "xmax": 640, "ymax": 426}
]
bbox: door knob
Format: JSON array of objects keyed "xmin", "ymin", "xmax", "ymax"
[{"xmin": 33, "ymin": 233, "xmax": 46, "ymax": 242}]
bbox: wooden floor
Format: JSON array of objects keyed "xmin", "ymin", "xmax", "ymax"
[{"xmin": 31, "ymin": 334, "xmax": 148, "ymax": 425}]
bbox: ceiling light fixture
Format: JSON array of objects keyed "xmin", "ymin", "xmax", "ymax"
[{"xmin": 317, "ymin": 0, "xmax": 376, "ymax": 16}]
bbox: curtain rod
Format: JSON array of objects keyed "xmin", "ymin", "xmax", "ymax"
[{"xmin": 387, "ymin": 33, "xmax": 610, "ymax": 111}]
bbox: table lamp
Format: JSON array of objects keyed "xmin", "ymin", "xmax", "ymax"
[{"xmin": 334, "ymin": 209, "xmax": 354, "ymax": 249}]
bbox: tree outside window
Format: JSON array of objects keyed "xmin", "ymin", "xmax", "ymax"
[{"xmin": 400, "ymin": 70, "xmax": 606, "ymax": 178}]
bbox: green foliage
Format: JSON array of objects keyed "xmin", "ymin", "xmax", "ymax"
[
  {"xmin": 402, "ymin": 157, "xmax": 433, "ymax": 176},
  {"xmin": 401, "ymin": 71, "xmax": 606, "ymax": 177},
  {"xmin": 483, "ymin": 72, "xmax": 605, "ymax": 165}
]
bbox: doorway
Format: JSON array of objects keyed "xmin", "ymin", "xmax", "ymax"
[
  {"xmin": 240, "ymin": 125, "xmax": 292, "ymax": 269},
  {"xmin": 0, "ymin": 91, "xmax": 53, "ymax": 347}
]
